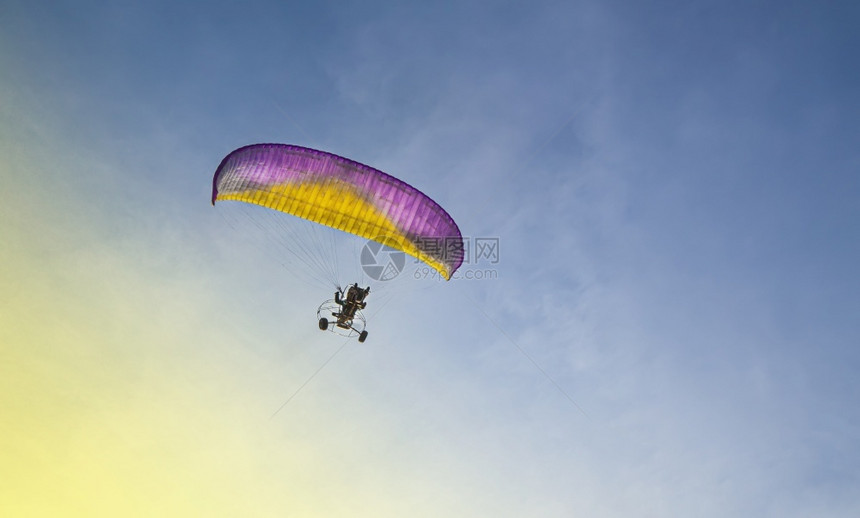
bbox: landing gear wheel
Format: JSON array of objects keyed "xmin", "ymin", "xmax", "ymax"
[
  {"xmin": 358, "ymin": 330, "xmax": 368, "ymax": 343},
  {"xmin": 317, "ymin": 299, "xmax": 366, "ymax": 338}
]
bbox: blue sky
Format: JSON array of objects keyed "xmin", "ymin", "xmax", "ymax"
[{"xmin": 2, "ymin": 0, "xmax": 859, "ymax": 515}]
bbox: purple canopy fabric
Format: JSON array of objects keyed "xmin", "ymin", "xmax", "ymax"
[{"xmin": 212, "ymin": 144, "xmax": 464, "ymax": 279}]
